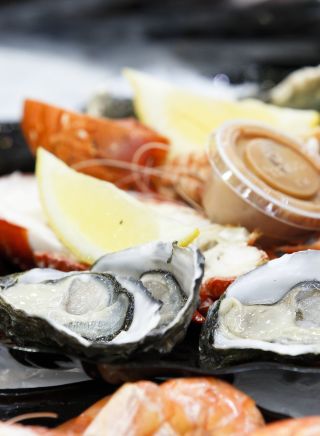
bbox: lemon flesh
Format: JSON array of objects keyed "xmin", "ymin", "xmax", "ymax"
[
  {"xmin": 36, "ymin": 148, "xmax": 198, "ymax": 264},
  {"xmin": 125, "ymin": 69, "xmax": 319, "ymax": 157}
]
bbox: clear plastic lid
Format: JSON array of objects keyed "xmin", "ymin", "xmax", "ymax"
[{"xmin": 207, "ymin": 121, "xmax": 320, "ymax": 230}]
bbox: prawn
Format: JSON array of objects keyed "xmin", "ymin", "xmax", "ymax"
[
  {"xmin": 58, "ymin": 377, "xmax": 264, "ymax": 435},
  {"xmin": 251, "ymin": 416, "xmax": 320, "ymax": 435}
]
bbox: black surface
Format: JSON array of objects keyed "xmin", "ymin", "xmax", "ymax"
[
  {"xmin": 0, "ymin": 123, "xmax": 34, "ymax": 175},
  {"xmin": 0, "ymin": 380, "xmax": 117, "ymax": 425},
  {"xmin": 0, "ymin": 1, "xmax": 319, "ymax": 85},
  {"xmin": 6, "ymin": 324, "xmax": 320, "ymax": 419}
]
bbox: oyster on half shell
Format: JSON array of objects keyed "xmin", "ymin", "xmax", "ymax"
[
  {"xmin": 0, "ymin": 242, "xmax": 204, "ymax": 361},
  {"xmin": 200, "ymin": 250, "xmax": 320, "ymax": 368}
]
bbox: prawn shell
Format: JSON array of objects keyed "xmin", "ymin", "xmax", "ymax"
[
  {"xmin": 58, "ymin": 377, "xmax": 264, "ymax": 435},
  {"xmin": 156, "ymin": 151, "xmax": 211, "ymax": 206},
  {"xmin": 252, "ymin": 416, "xmax": 320, "ymax": 435},
  {"xmin": 21, "ymin": 99, "xmax": 169, "ymax": 189}
]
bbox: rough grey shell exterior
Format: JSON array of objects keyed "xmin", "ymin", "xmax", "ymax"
[
  {"xmin": 200, "ymin": 250, "xmax": 320, "ymax": 368},
  {"xmin": 0, "ymin": 242, "xmax": 204, "ymax": 363}
]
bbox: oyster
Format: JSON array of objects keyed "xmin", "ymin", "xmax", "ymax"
[
  {"xmin": 86, "ymin": 91, "xmax": 135, "ymax": 119},
  {"xmin": 200, "ymin": 250, "xmax": 320, "ymax": 368},
  {"xmin": 0, "ymin": 242, "xmax": 204, "ymax": 361},
  {"xmin": 92, "ymin": 241, "xmax": 204, "ymax": 351},
  {"xmin": 270, "ymin": 65, "xmax": 320, "ymax": 110}
]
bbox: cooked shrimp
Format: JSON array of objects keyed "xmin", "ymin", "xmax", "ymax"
[
  {"xmin": 61, "ymin": 377, "xmax": 264, "ymax": 436},
  {"xmin": 57, "ymin": 397, "xmax": 110, "ymax": 435},
  {"xmin": 159, "ymin": 378, "xmax": 264, "ymax": 436},
  {"xmin": 4, "ymin": 378, "xmax": 264, "ymax": 435},
  {"xmin": 251, "ymin": 416, "xmax": 320, "ymax": 436}
]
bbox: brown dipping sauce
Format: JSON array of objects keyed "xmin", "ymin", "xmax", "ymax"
[{"xmin": 203, "ymin": 122, "xmax": 320, "ymax": 242}]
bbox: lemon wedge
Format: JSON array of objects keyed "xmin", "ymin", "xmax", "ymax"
[
  {"xmin": 125, "ymin": 69, "xmax": 319, "ymax": 157},
  {"xmin": 36, "ymin": 149, "xmax": 199, "ymax": 264}
]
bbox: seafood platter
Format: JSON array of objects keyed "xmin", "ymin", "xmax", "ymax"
[{"xmin": 1, "ymin": 66, "xmax": 320, "ymax": 434}]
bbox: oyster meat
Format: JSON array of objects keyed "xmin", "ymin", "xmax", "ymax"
[
  {"xmin": 200, "ymin": 250, "xmax": 320, "ymax": 368},
  {"xmin": 0, "ymin": 242, "xmax": 204, "ymax": 361},
  {"xmin": 140, "ymin": 271, "xmax": 186, "ymax": 327},
  {"xmin": 2, "ymin": 273, "xmax": 135, "ymax": 343}
]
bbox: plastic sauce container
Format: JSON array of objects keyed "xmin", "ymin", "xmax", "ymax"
[{"xmin": 202, "ymin": 121, "xmax": 320, "ymax": 242}]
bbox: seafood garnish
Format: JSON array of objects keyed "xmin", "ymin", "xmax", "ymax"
[
  {"xmin": 125, "ymin": 68, "xmax": 319, "ymax": 156},
  {"xmin": 0, "ymin": 242, "xmax": 203, "ymax": 359},
  {"xmin": 200, "ymin": 250, "xmax": 320, "ymax": 368}
]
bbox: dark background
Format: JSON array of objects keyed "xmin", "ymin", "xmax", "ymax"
[{"xmin": 0, "ymin": 0, "xmax": 319, "ymax": 85}]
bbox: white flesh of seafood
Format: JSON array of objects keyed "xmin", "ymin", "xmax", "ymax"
[
  {"xmin": 1, "ymin": 271, "xmax": 162, "ymax": 347},
  {"xmin": 0, "ymin": 172, "xmax": 67, "ymax": 254},
  {"xmin": 144, "ymin": 200, "xmax": 267, "ymax": 279},
  {"xmin": 214, "ymin": 250, "xmax": 320, "ymax": 356},
  {"xmin": 194, "ymin": 224, "xmax": 266, "ymax": 280},
  {"xmin": 202, "ymin": 244, "xmax": 265, "ymax": 279}
]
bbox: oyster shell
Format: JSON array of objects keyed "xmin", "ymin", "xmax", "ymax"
[
  {"xmin": 270, "ymin": 65, "xmax": 320, "ymax": 110},
  {"xmin": 200, "ymin": 250, "xmax": 320, "ymax": 368},
  {"xmin": 0, "ymin": 242, "xmax": 204, "ymax": 361},
  {"xmin": 92, "ymin": 241, "xmax": 204, "ymax": 352},
  {"xmin": 86, "ymin": 91, "xmax": 135, "ymax": 119}
]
